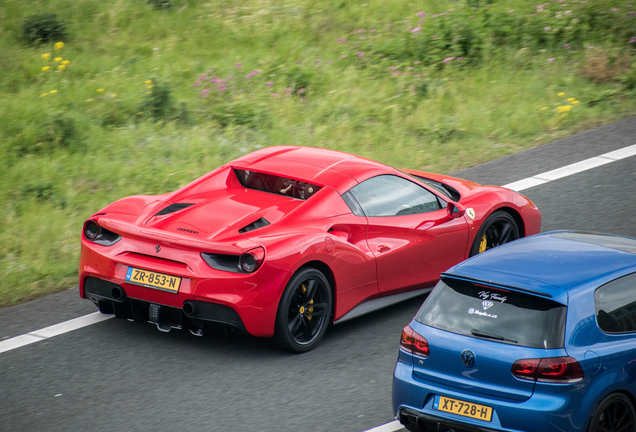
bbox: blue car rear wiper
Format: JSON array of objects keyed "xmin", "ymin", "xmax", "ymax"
[{"xmin": 471, "ymin": 328, "xmax": 518, "ymax": 344}]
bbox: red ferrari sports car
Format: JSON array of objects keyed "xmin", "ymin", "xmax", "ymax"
[{"xmin": 79, "ymin": 146, "xmax": 541, "ymax": 352}]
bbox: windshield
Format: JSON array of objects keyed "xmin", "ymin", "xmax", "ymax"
[{"xmin": 415, "ymin": 277, "xmax": 566, "ymax": 349}]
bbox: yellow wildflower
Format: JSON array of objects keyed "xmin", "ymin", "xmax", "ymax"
[
  {"xmin": 558, "ymin": 92, "xmax": 565, "ymax": 96},
  {"xmin": 541, "ymin": 107, "xmax": 548, "ymax": 110},
  {"xmin": 111, "ymin": 94, "xmax": 117, "ymax": 97},
  {"xmin": 57, "ymin": 64, "xmax": 66, "ymax": 70},
  {"xmin": 97, "ymin": 89, "xmax": 104, "ymax": 93},
  {"xmin": 184, "ymin": 68, "xmax": 190, "ymax": 71},
  {"xmin": 572, "ymin": 100, "xmax": 580, "ymax": 104},
  {"xmin": 561, "ymin": 113, "xmax": 568, "ymax": 118},
  {"xmin": 138, "ymin": 112, "xmax": 144, "ymax": 115},
  {"xmin": 42, "ymin": 66, "xmax": 51, "ymax": 72},
  {"xmin": 42, "ymin": 53, "xmax": 51, "ymax": 60},
  {"xmin": 50, "ymin": 90, "xmax": 58, "ymax": 93},
  {"xmin": 62, "ymin": 60, "xmax": 70, "ymax": 65},
  {"xmin": 86, "ymin": 99, "xmax": 93, "ymax": 102},
  {"xmin": 55, "ymin": 57, "xmax": 62, "ymax": 62},
  {"xmin": 54, "ymin": 42, "xmax": 64, "ymax": 50},
  {"xmin": 147, "ymin": 85, "xmax": 154, "ymax": 89},
  {"xmin": 567, "ymin": 98, "xmax": 575, "ymax": 102},
  {"xmin": 146, "ymin": 91, "xmax": 152, "ymax": 94},
  {"xmin": 41, "ymin": 93, "xmax": 48, "ymax": 96},
  {"xmin": 145, "ymin": 80, "xmax": 152, "ymax": 84}
]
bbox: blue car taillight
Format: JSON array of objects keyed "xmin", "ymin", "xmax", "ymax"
[
  {"xmin": 400, "ymin": 325, "xmax": 430, "ymax": 358},
  {"xmin": 511, "ymin": 356, "xmax": 585, "ymax": 383}
]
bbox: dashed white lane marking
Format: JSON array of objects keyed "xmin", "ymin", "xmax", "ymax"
[
  {"xmin": 502, "ymin": 143, "xmax": 636, "ymax": 191},
  {"xmin": 362, "ymin": 420, "xmax": 403, "ymax": 432},
  {"xmin": 0, "ymin": 312, "xmax": 113, "ymax": 354},
  {"xmin": 1, "ymin": 144, "xmax": 636, "ymax": 358}
]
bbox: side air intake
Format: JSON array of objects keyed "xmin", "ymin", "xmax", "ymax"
[
  {"xmin": 154, "ymin": 203, "xmax": 194, "ymax": 216},
  {"xmin": 238, "ymin": 217, "xmax": 270, "ymax": 234}
]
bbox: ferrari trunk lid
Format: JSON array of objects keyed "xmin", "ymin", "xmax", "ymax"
[
  {"xmin": 409, "ymin": 276, "xmax": 568, "ymax": 402},
  {"xmin": 145, "ymin": 189, "xmax": 302, "ymax": 238}
]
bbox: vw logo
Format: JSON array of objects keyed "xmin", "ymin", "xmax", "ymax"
[{"xmin": 461, "ymin": 350, "xmax": 475, "ymax": 368}]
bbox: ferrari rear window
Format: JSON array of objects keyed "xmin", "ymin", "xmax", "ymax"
[
  {"xmin": 234, "ymin": 169, "xmax": 322, "ymax": 200},
  {"xmin": 415, "ymin": 277, "xmax": 566, "ymax": 349}
]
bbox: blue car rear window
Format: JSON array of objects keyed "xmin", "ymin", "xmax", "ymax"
[{"xmin": 415, "ymin": 278, "xmax": 567, "ymax": 349}]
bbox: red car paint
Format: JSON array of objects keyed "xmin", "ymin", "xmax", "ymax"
[{"xmin": 79, "ymin": 146, "xmax": 541, "ymax": 338}]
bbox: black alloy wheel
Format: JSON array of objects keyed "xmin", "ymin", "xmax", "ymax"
[
  {"xmin": 587, "ymin": 393, "xmax": 636, "ymax": 432},
  {"xmin": 274, "ymin": 268, "xmax": 332, "ymax": 353},
  {"xmin": 469, "ymin": 211, "xmax": 520, "ymax": 257}
]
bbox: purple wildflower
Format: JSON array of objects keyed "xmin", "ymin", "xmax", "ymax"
[
  {"xmin": 442, "ymin": 57, "xmax": 455, "ymax": 63},
  {"xmin": 392, "ymin": 72, "xmax": 400, "ymax": 76},
  {"xmin": 414, "ymin": 60, "xmax": 421, "ymax": 64},
  {"xmin": 587, "ymin": 46, "xmax": 595, "ymax": 49},
  {"xmin": 217, "ymin": 84, "xmax": 228, "ymax": 91},
  {"xmin": 315, "ymin": 59, "xmax": 322, "ymax": 63},
  {"xmin": 370, "ymin": 29, "xmax": 376, "ymax": 33},
  {"xmin": 547, "ymin": 58, "xmax": 555, "ymax": 62},
  {"xmin": 611, "ymin": 8, "xmax": 619, "ymax": 12},
  {"xmin": 298, "ymin": 88, "xmax": 306, "ymax": 94},
  {"xmin": 508, "ymin": 10, "xmax": 514, "ymax": 13},
  {"xmin": 341, "ymin": 55, "xmax": 348, "ymax": 59},
  {"xmin": 234, "ymin": 63, "xmax": 243, "ymax": 69},
  {"xmin": 266, "ymin": 81, "xmax": 274, "ymax": 87},
  {"xmin": 201, "ymin": 89, "xmax": 210, "ymax": 97},
  {"xmin": 356, "ymin": 52, "xmax": 364, "ymax": 57},
  {"xmin": 629, "ymin": 11, "xmax": 636, "ymax": 16},
  {"xmin": 411, "ymin": 26, "xmax": 421, "ymax": 33},
  {"xmin": 336, "ymin": 38, "xmax": 347, "ymax": 43},
  {"xmin": 369, "ymin": 76, "xmax": 375, "ymax": 79},
  {"xmin": 432, "ymin": 35, "xmax": 438, "ymax": 38},
  {"xmin": 416, "ymin": 11, "xmax": 426, "ymax": 18},
  {"xmin": 270, "ymin": 93, "xmax": 279, "ymax": 97}
]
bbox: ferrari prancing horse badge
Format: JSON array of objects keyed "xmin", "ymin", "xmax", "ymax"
[{"xmin": 466, "ymin": 208, "xmax": 475, "ymax": 220}]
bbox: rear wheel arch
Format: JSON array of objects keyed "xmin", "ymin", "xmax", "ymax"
[
  {"xmin": 296, "ymin": 260, "xmax": 336, "ymax": 321},
  {"xmin": 587, "ymin": 391, "xmax": 636, "ymax": 432}
]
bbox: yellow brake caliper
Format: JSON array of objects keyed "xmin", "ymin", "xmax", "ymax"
[
  {"xmin": 300, "ymin": 283, "xmax": 314, "ymax": 320},
  {"xmin": 479, "ymin": 234, "xmax": 487, "ymax": 254}
]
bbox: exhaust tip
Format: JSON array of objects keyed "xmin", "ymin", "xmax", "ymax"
[
  {"xmin": 183, "ymin": 301, "xmax": 197, "ymax": 317},
  {"xmin": 111, "ymin": 286, "xmax": 126, "ymax": 301}
]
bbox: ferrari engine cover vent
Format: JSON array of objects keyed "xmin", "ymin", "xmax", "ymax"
[{"xmin": 154, "ymin": 203, "xmax": 195, "ymax": 216}]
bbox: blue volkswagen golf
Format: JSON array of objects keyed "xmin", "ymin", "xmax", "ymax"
[{"xmin": 393, "ymin": 231, "xmax": 636, "ymax": 432}]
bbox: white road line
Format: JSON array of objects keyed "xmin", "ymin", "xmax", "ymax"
[
  {"xmin": 502, "ymin": 143, "xmax": 636, "ymax": 191},
  {"xmin": 2, "ymin": 143, "xmax": 636, "ymax": 359},
  {"xmin": 362, "ymin": 420, "xmax": 403, "ymax": 432},
  {"xmin": 0, "ymin": 312, "xmax": 113, "ymax": 354}
]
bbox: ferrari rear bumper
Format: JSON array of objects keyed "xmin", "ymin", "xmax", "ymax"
[{"xmin": 84, "ymin": 276, "xmax": 247, "ymax": 332}]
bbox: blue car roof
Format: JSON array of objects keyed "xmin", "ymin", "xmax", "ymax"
[{"xmin": 447, "ymin": 231, "xmax": 636, "ymax": 303}]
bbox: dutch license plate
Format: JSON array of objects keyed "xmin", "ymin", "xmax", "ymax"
[
  {"xmin": 125, "ymin": 267, "xmax": 181, "ymax": 293},
  {"xmin": 433, "ymin": 395, "xmax": 493, "ymax": 422}
]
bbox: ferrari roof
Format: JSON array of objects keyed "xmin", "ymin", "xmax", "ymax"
[
  {"xmin": 447, "ymin": 231, "xmax": 636, "ymax": 296},
  {"xmin": 230, "ymin": 146, "xmax": 393, "ymax": 193}
]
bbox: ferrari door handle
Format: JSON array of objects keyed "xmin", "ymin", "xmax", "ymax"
[{"xmin": 377, "ymin": 245, "xmax": 391, "ymax": 253}]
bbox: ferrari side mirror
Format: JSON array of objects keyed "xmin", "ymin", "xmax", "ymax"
[{"xmin": 447, "ymin": 201, "xmax": 466, "ymax": 219}]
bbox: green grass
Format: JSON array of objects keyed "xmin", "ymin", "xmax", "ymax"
[{"xmin": 1, "ymin": 0, "xmax": 635, "ymax": 307}]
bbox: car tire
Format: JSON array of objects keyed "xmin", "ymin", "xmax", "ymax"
[
  {"xmin": 469, "ymin": 210, "xmax": 520, "ymax": 257},
  {"xmin": 587, "ymin": 393, "xmax": 636, "ymax": 432},
  {"xmin": 273, "ymin": 268, "xmax": 332, "ymax": 353}
]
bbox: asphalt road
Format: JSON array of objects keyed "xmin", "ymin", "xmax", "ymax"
[{"xmin": 1, "ymin": 116, "xmax": 635, "ymax": 432}]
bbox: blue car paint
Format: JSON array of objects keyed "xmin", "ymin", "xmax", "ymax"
[{"xmin": 393, "ymin": 231, "xmax": 636, "ymax": 432}]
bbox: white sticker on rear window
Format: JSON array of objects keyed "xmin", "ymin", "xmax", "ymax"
[
  {"xmin": 468, "ymin": 308, "xmax": 498, "ymax": 319},
  {"xmin": 478, "ymin": 291, "xmax": 507, "ymax": 304}
]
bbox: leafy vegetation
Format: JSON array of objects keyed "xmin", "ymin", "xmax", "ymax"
[{"xmin": 1, "ymin": 0, "xmax": 635, "ymax": 307}]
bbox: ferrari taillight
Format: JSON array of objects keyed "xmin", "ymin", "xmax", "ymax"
[
  {"xmin": 400, "ymin": 325, "xmax": 430, "ymax": 358},
  {"xmin": 84, "ymin": 220, "xmax": 100, "ymax": 239},
  {"xmin": 240, "ymin": 247, "xmax": 265, "ymax": 273},
  {"xmin": 511, "ymin": 357, "xmax": 584, "ymax": 383}
]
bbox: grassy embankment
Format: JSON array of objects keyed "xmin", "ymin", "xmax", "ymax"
[{"xmin": 0, "ymin": 0, "xmax": 635, "ymax": 307}]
